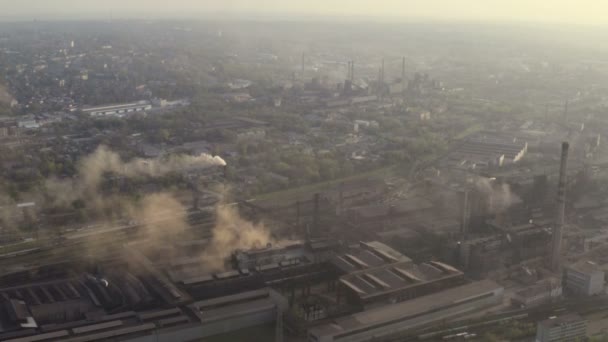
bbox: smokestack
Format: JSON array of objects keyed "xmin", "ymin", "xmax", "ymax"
[
  {"xmin": 461, "ymin": 190, "xmax": 470, "ymax": 240},
  {"xmin": 351, "ymin": 61, "xmax": 355, "ymax": 82},
  {"xmin": 346, "ymin": 61, "xmax": 350, "ymax": 80},
  {"xmin": 223, "ymin": 165, "xmax": 228, "ymax": 179},
  {"xmin": 551, "ymin": 142, "xmax": 569, "ymax": 272},
  {"xmin": 313, "ymin": 193, "xmax": 320, "ymax": 237}
]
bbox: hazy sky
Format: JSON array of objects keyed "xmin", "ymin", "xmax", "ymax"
[{"xmin": 1, "ymin": 0, "xmax": 607, "ymax": 26}]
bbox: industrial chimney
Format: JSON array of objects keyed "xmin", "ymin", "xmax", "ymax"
[
  {"xmin": 551, "ymin": 142, "xmax": 569, "ymax": 272},
  {"xmin": 313, "ymin": 193, "xmax": 320, "ymax": 237}
]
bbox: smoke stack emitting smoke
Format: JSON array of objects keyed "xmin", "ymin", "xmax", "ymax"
[
  {"xmin": 44, "ymin": 146, "xmax": 276, "ymax": 271},
  {"xmin": 47, "ymin": 146, "xmax": 226, "ymax": 206},
  {"xmin": 201, "ymin": 204, "xmax": 275, "ymax": 271},
  {"xmin": 473, "ymin": 177, "xmax": 520, "ymax": 214}
]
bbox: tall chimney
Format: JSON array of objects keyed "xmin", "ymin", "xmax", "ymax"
[
  {"xmin": 313, "ymin": 193, "xmax": 320, "ymax": 237},
  {"xmin": 551, "ymin": 142, "xmax": 569, "ymax": 272},
  {"xmin": 461, "ymin": 190, "xmax": 470, "ymax": 240},
  {"xmin": 296, "ymin": 200, "xmax": 301, "ymax": 229}
]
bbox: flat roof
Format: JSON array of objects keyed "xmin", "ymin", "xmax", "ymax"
[
  {"xmin": 339, "ymin": 260, "xmax": 463, "ymax": 299},
  {"xmin": 539, "ymin": 314, "xmax": 585, "ymax": 328},
  {"xmin": 137, "ymin": 308, "xmax": 181, "ymax": 321},
  {"xmin": 192, "ymin": 298, "xmax": 276, "ymax": 324},
  {"xmin": 81, "ymin": 102, "xmax": 150, "ymax": 112},
  {"xmin": 5, "ymin": 330, "xmax": 70, "ymax": 342},
  {"xmin": 568, "ymin": 260, "xmax": 604, "ymax": 274},
  {"xmin": 191, "ymin": 288, "xmax": 270, "ymax": 310},
  {"xmin": 310, "ymin": 280, "xmax": 502, "ymax": 337},
  {"xmin": 61, "ymin": 323, "xmax": 156, "ymax": 342},
  {"xmin": 71, "ymin": 320, "xmax": 122, "ymax": 334}
]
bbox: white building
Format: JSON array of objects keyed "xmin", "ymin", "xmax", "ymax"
[
  {"xmin": 81, "ymin": 101, "xmax": 152, "ymax": 117},
  {"xmin": 536, "ymin": 314, "xmax": 587, "ymax": 342},
  {"xmin": 565, "ymin": 261, "xmax": 605, "ymax": 296}
]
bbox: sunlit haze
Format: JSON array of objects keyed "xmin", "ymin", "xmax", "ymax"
[{"xmin": 1, "ymin": 0, "xmax": 607, "ymax": 25}]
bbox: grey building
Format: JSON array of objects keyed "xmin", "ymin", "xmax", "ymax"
[
  {"xmin": 308, "ymin": 280, "xmax": 503, "ymax": 342},
  {"xmin": 565, "ymin": 261, "xmax": 605, "ymax": 296},
  {"xmin": 535, "ymin": 314, "xmax": 587, "ymax": 342}
]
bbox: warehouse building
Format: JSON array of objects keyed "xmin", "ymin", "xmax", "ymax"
[
  {"xmin": 81, "ymin": 101, "xmax": 152, "ymax": 117},
  {"xmin": 187, "ymin": 288, "xmax": 287, "ymax": 339},
  {"xmin": 338, "ymin": 260, "xmax": 465, "ymax": 309},
  {"xmin": 308, "ymin": 280, "xmax": 504, "ymax": 342},
  {"xmin": 511, "ymin": 278, "xmax": 562, "ymax": 308},
  {"xmin": 1, "ymin": 289, "xmax": 287, "ymax": 342}
]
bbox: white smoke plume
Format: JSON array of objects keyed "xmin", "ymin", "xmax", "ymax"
[
  {"xmin": 79, "ymin": 145, "xmax": 226, "ymax": 189},
  {"xmin": 474, "ymin": 177, "xmax": 520, "ymax": 214},
  {"xmin": 46, "ymin": 145, "xmax": 226, "ymax": 207}
]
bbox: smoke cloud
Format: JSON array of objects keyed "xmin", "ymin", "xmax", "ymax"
[
  {"xmin": 46, "ymin": 145, "xmax": 226, "ymax": 207},
  {"xmin": 474, "ymin": 177, "xmax": 520, "ymax": 214},
  {"xmin": 79, "ymin": 145, "xmax": 226, "ymax": 187},
  {"xmin": 44, "ymin": 146, "xmax": 275, "ymax": 272},
  {"xmin": 200, "ymin": 204, "xmax": 275, "ymax": 271}
]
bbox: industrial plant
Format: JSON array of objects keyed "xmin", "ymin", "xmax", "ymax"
[{"xmin": 2, "ymin": 8, "xmax": 608, "ymax": 342}]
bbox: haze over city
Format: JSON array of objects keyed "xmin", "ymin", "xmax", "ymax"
[
  {"xmin": 2, "ymin": 1, "xmax": 608, "ymax": 341},
  {"xmin": 1, "ymin": 0, "xmax": 608, "ymax": 25}
]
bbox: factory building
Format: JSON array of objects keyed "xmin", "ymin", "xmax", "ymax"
[
  {"xmin": 0, "ymin": 282, "xmax": 287, "ymax": 342},
  {"xmin": 1, "ymin": 305, "xmax": 197, "ymax": 342},
  {"xmin": 329, "ymin": 241, "xmax": 466, "ymax": 309},
  {"xmin": 445, "ymin": 132, "xmax": 528, "ymax": 170},
  {"xmin": 308, "ymin": 280, "xmax": 503, "ymax": 342},
  {"xmin": 338, "ymin": 260, "xmax": 465, "ymax": 309},
  {"xmin": 331, "ymin": 241, "xmax": 412, "ymax": 274},
  {"xmin": 81, "ymin": 101, "xmax": 152, "ymax": 117},
  {"xmin": 458, "ymin": 220, "xmax": 552, "ymax": 277},
  {"xmin": 535, "ymin": 314, "xmax": 587, "ymax": 342},
  {"xmin": 564, "ymin": 261, "xmax": 605, "ymax": 296},
  {"xmin": 511, "ymin": 278, "xmax": 562, "ymax": 308},
  {"xmin": 187, "ymin": 288, "xmax": 288, "ymax": 339}
]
